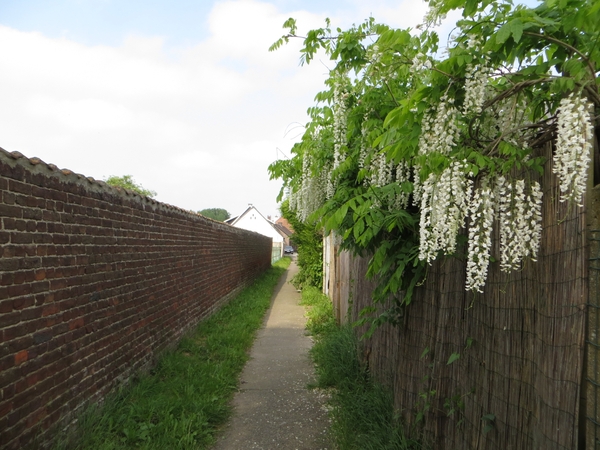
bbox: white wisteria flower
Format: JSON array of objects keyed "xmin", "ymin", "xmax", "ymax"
[
  {"xmin": 466, "ymin": 177, "xmax": 495, "ymax": 292},
  {"xmin": 462, "ymin": 38, "xmax": 492, "ymax": 116},
  {"xmin": 553, "ymin": 92, "xmax": 593, "ymax": 206},
  {"xmin": 497, "ymin": 177, "xmax": 543, "ymax": 271},
  {"xmin": 394, "ymin": 161, "xmax": 411, "ymax": 210},
  {"xmin": 423, "ymin": 0, "xmax": 447, "ymax": 26},
  {"xmin": 418, "ymin": 93, "xmax": 460, "ymax": 156},
  {"xmin": 410, "ymin": 52, "xmax": 433, "ymax": 72},
  {"xmin": 327, "ymin": 72, "xmax": 350, "ymax": 199},
  {"xmin": 419, "ymin": 160, "xmax": 473, "ymax": 262}
]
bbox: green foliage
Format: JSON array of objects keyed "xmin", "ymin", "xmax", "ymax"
[
  {"xmin": 280, "ymin": 200, "xmax": 323, "ymax": 289},
  {"xmin": 54, "ymin": 258, "xmax": 290, "ymax": 450},
  {"xmin": 482, "ymin": 413, "xmax": 496, "ymax": 434},
  {"xmin": 300, "ymin": 286, "xmax": 338, "ymax": 336},
  {"xmin": 198, "ymin": 208, "xmax": 230, "ymax": 222},
  {"xmin": 303, "ymin": 288, "xmax": 424, "ymax": 449},
  {"xmin": 447, "ymin": 352, "xmax": 461, "ymax": 365},
  {"xmin": 270, "ymin": 0, "xmax": 600, "ymax": 327},
  {"xmin": 104, "ymin": 175, "xmax": 157, "ymax": 198}
]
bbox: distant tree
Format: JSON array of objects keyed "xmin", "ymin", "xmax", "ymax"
[
  {"xmin": 104, "ymin": 175, "xmax": 157, "ymax": 198},
  {"xmin": 199, "ymin": 208, "xmax": 230, "ymax": 222}
]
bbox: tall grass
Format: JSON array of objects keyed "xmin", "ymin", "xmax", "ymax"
[
  {"xmin": 302, "ymin": 286, "xmax": 425, "ymax": 450},
  {"xmin": 54, "ymin": 258, "xmax": 291, "ymax": 450}
]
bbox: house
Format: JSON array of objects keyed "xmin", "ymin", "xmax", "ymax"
[
  {"xmin": 274, "ymin": 217, "xmax": 294, "ymax": 247},
  {"xmin": 226, "ymin": 204, "xmax": 291, "ymax": 261}
]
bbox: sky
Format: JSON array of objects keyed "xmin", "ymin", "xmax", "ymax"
[{"xmin": 0, "ymin": 0, "xmax": 448, "ymax": 219}]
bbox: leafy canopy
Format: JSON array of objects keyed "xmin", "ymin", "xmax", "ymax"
[
  {"xmin": 199, "ymin": 208, "xmax": 231, "ymax": 222},
  {"xmin": 104, "ymin": 175, "xmax": 157, "ymax": 198},
  {"xmin": 269, "ymin": 0, "xmax": 599, "ymax": 328}
]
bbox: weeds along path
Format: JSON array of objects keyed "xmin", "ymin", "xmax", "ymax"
[{"xmin": 211, "ymin": 259, "xmax": 330, "ymax": 449}]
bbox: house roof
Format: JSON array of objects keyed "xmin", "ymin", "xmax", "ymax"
[
  {"xmin": 228, "ymin": 205, "xmax": 290, "ymax": 240},
  {"xmin": 273, "ymin": 223, "xmax": 293, "ymax": 237},
  {"xmin": 275, "ymin": 216, "xmax": 294, "ymax": 233},
  {"xmin": 228, "ymin": 205, "xmax": 267, "ymax": 227}
]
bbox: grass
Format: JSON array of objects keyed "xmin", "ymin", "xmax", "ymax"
[
  {"xmin": 301, "ymin": 286, "xmax": 425, "ymax": 450},
  {"xmin": 54, "ymin": 257, "xmax": 291, "ymax": 450}
]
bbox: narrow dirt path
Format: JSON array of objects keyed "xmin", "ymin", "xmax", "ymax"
[{"xmin": 211, "ymin": 259, "xmax": 330, "ymax": 449}]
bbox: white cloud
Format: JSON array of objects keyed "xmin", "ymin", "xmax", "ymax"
[
  {"xmin": 0, "ymin": 0, "xmax": 439, "ymax": 218},
  {"xmin": 25, "ymin": 96, "xmax": 135, "ymax": 131},
  {"xmin": 333, "ymin": 0, "xmax": 429, "ymax": 29}
]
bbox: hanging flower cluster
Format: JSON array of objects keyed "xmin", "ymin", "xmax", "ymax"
[
  {"xmin": 497, "ymin": 177, "xmax": 543, "ymax": 272},
  {"xmin": 288, "ymin": 134, "xmax": 329, "ymax": 222},
  {"xmin": 462, "ymin": 175, "xmax": 543, "ymax": 291},
  {"xmin": 393, "ymin": 161, "xmax": 411, "ymax": 210},
  {"xmin": 418, "ymin": 160, "xmax": 473, "ymax": 262},
  {"xmin": 411, "ymin": 53, "xmax": 432, "ymax": 73},
  {"xmin": 414, "ymin": 94, "xmax": 460, "ymax": 206},
  {"xmin": 466, "ymin": 177, "xmax": 495, "ymax": 292},
  {"xmin": 359, "ymin": 118, "xmax": 370, "ymax": 172},
  {"xmin": 328, "ymin": 73, "xmax": 349, "ymax": 199},
  {"xmin": 366, "ymin": 44, "xmax": 392, "ymax": 84},
  {"xmin": 462, "ymin": 37, "xmax": 492, "ymax": 116},
  {"xmin": 423, "ymin": 0, "xmax": 447, "ymax": 27},
  {"xmin": 415, "ymin": 163, "xmax": 545, "ymax": 291},
  {"xmin": 332, "ymin": 80, "xmax": 348, "ymax": 171},
  {"xmin": 418, "ymin": 93, "xmax": 460, "ymax": 156},
  {"xmin": 494, "ymin": 95, "xmax": 532, "ymax": 148},
  {"xmin": 373, "ymin": 152, "xmax": 393, "ymax": 187},
  {"xmin": 554, "ymin": 92, "xmax": 594, "ymax": 206}
]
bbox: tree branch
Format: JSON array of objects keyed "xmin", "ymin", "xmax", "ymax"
[{"xmin": 523, "ymin": 31, "xmax": 597, "ymax": 82}]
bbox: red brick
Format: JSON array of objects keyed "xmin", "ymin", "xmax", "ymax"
[
  {"xmin": 1, "ymin": 273, "xmax": 15, "ymax": 286},
  {"xmin": 13, "ymin": 271, "xmax": 35, "ymax": 284},
  {"xmin": 69, "ymin": 317, "xmax": 84, "ymax": 330},
  {"xmin": 34, "ymin": 270, "xmax": 46, "ymax": 281},
  {"xmin": 26, "ymin": 406, "xmax": 47, "ymax": 428},
  {"xmin": 2, "ymin": 190, "xmax": 16, "ymax": 204},
  {"xmin": 0, "ymin": 400, "xmax": 14, "ymax": 418},
  {"xmin": 7, "ymin": 284, "xmax": 32, "ymax": 297},
  {"xmin": 0, "ymin": 204, "xmax": 22, "ymax": 218},
  {"xmin": 0, "ymin": 300, "xmax": 13, "ymax": 313},
  {"xmin": 10, "ymin": 232, "xmax": 33, "ymax": 244},
  {"xmin": 49, "ymin": 279, "xmax": 68, "ymax": 290},
  {"xmin": 8, "ymin": 179, "xmax": 32, "ymax": 195},
  {"xmin": 42, "ymin": 304, "xmax": 59, "ymax": 317},
  {"xmin": 14, "ymin": 350, "xmax": 28, "ymax": 365},
  {"xmin": 12, "ymin": 297, "xmax": 32, "ymax": 310}
]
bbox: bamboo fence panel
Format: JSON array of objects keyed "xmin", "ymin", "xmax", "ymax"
[{"xmin": 336, "ymin": 141, "xmax": 588, "ymax": 449}]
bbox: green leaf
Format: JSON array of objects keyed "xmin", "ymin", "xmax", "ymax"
[
  {"xmin": 509, "ymin": 19, "xmax": 523, "ymax": 43},
  {"xmin": 447, "ymin": 352, "xmax": 461, "ymax": 365},
  {"xmin": 464, "ymin": 0, "xmax": 479, "ymax": 16},
  {"xmin": 415, "ymin": 411, "xmax": 424, "ymax": 423},
  {"xmin": 465, "ymin": 337, "xmax": 474, "ymax": 349},
  {"xmin": 353, "ymin": 218, "xmax": 365, "ymax": 240},
  {"xmin": 420, "ymin": 347, "xmax": 430, "ymax": 359},
  {"xmin": 496, "ymin": 22, "xmax": 511, "ymax": 44}
]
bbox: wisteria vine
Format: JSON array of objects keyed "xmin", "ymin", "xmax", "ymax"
[{"xmin": 270, "ymin": 0, "xmax": 599, "ymax": 302}]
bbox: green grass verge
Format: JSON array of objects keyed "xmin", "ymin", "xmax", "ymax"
[
  {"xmin": 302, "ymin": 286, "xmax": 425, "ymax": 450},
  {"xmin": 54, "ymin": 257, "xmax": 291, "ymax": 450}
]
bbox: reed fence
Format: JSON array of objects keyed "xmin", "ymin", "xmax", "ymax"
[{"xmin": 325, "ymin": 140, "xmax": 591, "ymax": 448}]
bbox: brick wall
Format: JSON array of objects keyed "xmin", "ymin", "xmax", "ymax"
[{"xmin": 0, "ymin": 148, "xmax": 272, "ymax": 449}]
